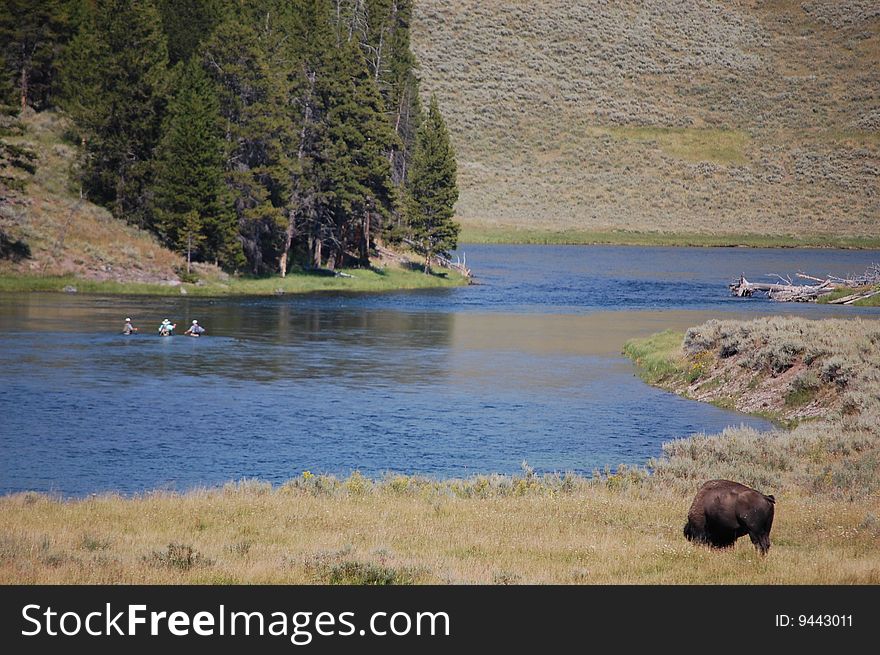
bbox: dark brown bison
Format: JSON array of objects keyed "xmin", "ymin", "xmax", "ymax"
[{"xmin": 683, "ymin": 480, "xmax": 775, "ymax": 555}]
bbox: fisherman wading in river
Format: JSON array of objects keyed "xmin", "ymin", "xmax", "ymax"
[
  {"xmin": 158, "ymin": 319, "xmax": 176, "ymax": 336},
  {"xmin": 184, "ymin": 320, "xmax": 206, "ymax": 337}
]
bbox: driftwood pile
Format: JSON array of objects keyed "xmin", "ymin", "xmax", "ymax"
[{"xmin": 730, "ymin": 264, "xmax": 880, "ymax": 304}]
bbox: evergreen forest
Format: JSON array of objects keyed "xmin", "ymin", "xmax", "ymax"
[{"xmin": 0, "ymin": 0, "xmax": 460, "ymax": 275}]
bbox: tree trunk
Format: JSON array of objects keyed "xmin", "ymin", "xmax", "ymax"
[
  {"xmin": 279, "ymin": 250, "xmax": 288, "ymax": 278},
  {"xmin": 186, "ymin": 233, "xmax": 192, "ymax": 274},
  {"xmin": 424, "ymin": 251, "xmax": 431, "ymax": 275},
  {"xmin": 20, "ymin": 66, "xmax": 27, "ymax": 114},
  {"xmin": 312, "ymin": 237, "xmax": 322, "ymax": 269},
  {"xmin": 279, "ymin": 216, "xmax": 295, "ymax": 278},
  {"xmin": 361, "ymin": 211, "xmax": 370, "ymax": 265}
]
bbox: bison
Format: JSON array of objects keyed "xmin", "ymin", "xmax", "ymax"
[{"xmin": 683, "ymin": 479, "xmax": 775, "ymax": 555}]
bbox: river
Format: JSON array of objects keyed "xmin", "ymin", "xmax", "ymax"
[{"xmin": 2, "ymin": 244, "xmax": 879, "ymax": 496}]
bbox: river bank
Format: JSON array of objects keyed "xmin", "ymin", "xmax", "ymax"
[
  {"xmin": 622, "ymin": 316, "xmax": 880, "ymax": 501},
  {"xmin": 458, "ymin": 225, "xmax": 880, "ymax": 249},
  {"xmin": 0, "ymin": 265, "xmax": 468, "ymax": 297}
]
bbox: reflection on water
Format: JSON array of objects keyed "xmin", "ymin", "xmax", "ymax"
[{"xmin": 2, "ymin": 243, "xmax": 880, "ymax": 496}]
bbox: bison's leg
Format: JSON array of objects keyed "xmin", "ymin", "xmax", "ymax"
[
  {"xmin": 741, "ymin": 512, "xmax": 774, "ymax": 555},
  {"xmin": 749, "ymin": 533, "xmax": 771, "ymax": 555}
]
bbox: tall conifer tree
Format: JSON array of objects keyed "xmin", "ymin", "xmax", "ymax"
[
  {"xmin": 406, "ymin": 94, "xmax": 459, "ymax": 273},
  {"xmin": 276, "ymin": 0, "xmax": 334, "ymax": 276},
  {"xmin": 314, "ymin": 39, "xmax": 397, "ymax": 268},
  {"xmin": 152, "ymin": 60, "xmax": 242, "ymax": 271},
  {"xmin": 0, "ymin": 0, "xmax": 80, "ymax": 112},
  {"xmin": 59, "ymin": 0, "xmax": 168, "ymax": 227},
  {"xmin": 203, "ymin": 15, "xmax": 290, "ymax": 274}
]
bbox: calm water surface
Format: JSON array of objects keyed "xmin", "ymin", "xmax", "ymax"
[{"xmin": 2, "ymin": 245, "xmax": 879, "ymax": 495}]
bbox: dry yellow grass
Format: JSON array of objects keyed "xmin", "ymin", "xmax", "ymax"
[{"xmin": 1, "ymin": 478, "xmax": 878, "ymax": 585}]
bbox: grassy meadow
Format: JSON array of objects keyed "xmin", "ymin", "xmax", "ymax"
[
  {"xmin": 1, "ymin": 475, "xmax": 878, "ymax": 585},
  {"xmin": 458, "ymin": 226, "xmax": 880, "ymax": 249},
  {"xmin": 3, "ymin": 316, "xmax": 879, "ymax": 584}
]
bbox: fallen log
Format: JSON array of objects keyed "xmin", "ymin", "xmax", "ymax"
[
  {"xmin": 731, "ymin": 263, "xmax": 880, "ymax": 303},
  {"xmin": 399, "ymin": 238, "xmax": 473, "ymax": 279},
  {"xmin": 729, "ymin": 275, "xmax": 838, "ymax": 302}
]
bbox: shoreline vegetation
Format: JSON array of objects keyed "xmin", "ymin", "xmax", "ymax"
[
  {"xmin": 3, "ymin": 317, "xmax": 878, "ymax": 584},
  {"xmin": 0, "ymin": 265, "xmax": 469, "ymax": 297},
  {"xmin": 458, "ymin": 225, "xmax": 880, "ymax": 250}
]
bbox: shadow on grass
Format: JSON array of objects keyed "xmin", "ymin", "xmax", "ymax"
[
  {"xmin": 0, "ymin": 231, "xmax": 31, "ymax": 262},
  {"xmin": 399, "ymin": 261, "xmax": 450, "ymax": 278}
]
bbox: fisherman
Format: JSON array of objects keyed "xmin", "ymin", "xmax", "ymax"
[
  {"xmin": 184, "ymin": 320, "xmax": 206, "ymax": 337},
  {"xmin": 122, "ymin": 317, "xmax": 138, "ymax": 335},
  {"xmin": 158, "ymin": 318, "xmax": 176, "ymax": 336}
]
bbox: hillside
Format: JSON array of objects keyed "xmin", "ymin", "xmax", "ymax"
[
  {"xmin": 0, "ymin": 111, "xmax": 184, "ymax": 284},
  {"xmin": 411, "ymin": 0, "xmax": 880, "ymax": 241}
]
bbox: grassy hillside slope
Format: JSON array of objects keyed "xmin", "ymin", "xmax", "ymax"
[
  {"xmin": 1, "ymin": 112, "xmax": 184, "ymax": 284},
  {"xmin": 412, "ymin": 0, "xmax": 880, "ymax": 241}
]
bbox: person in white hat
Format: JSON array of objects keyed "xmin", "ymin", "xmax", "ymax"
[
  {"xmin": 122, "ymin": 317, "xmax": 138, "ymax": 335},
  {"xmin": 158, "ymin": 318, "xmax": 177, "ymax": 336},
  {"xmin": 184, "ymin": 319, "xmax": 206, "ymax": 337}
]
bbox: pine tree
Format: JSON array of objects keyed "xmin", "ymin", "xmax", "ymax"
[
  {"xmin": 156, "ymin": 0, "xmax": 224, "ymax": 65},
  {"xmin": 275, "ymin": 0, "xmax": 334, "ymax": 276},
  {"xmin": 202, "ymin": 14, "xmax": 291, "ymax": 274},
  {"xmin": 314, "ymin": 39, "xmax": 397, "ymax": 269},
  {"xmin": 381, "ymin": 0, "xmax": 422, "ymax": 186},
  {"xmin": 152, "ymin": 60, "xmax": 242, "ymax": 271},
  {"xmin": 0, "ymin": 116, "xmax": 37, "ymax": 193},
  {"xmin": 0, "ymin": 0, "xmax": 80, "ymax": 112},
  {"xmin": 406, "ymin": 94, "xmax": 459, "ymax": 273},
  {"xmin": 349, "ymin": 0, "xmax": 421, "ymax": 239},
  {"xmin": 59, "ymin": 0, "xmax": 169, "ymax": 227}
]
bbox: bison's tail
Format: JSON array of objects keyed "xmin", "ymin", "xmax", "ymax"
[{"xmin": 765, "ymin": 494, "xmax": 776, "ymax": 504}]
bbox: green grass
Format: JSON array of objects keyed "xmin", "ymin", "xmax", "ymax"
[
  {"xmin": 817, "ymin": 286, "xmax": 880, "ymax": 306},
  {"xmin": 0, "ymin": 267, "xmax": 468, "ymax": 297},
  {"xmin": 590, "ymin": 127, "xmax": 750, "ymax": 165},
  {"xmin": 458, "ymin": 226, "xmax": 880, "ymax": 249},
  {"xmin": 622, "ymin": 330, "xmax": 687, "ymax": 384}
]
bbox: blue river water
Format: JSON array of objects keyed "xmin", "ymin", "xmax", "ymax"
[{"xmin": 1, "ymin": 244, "xmax": 879, "ymax": 496}]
